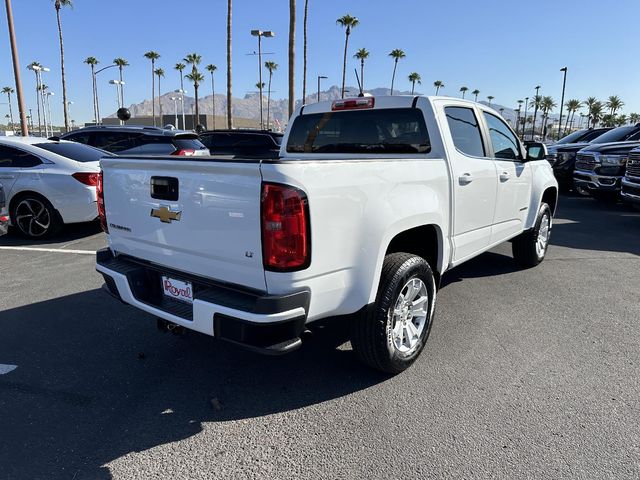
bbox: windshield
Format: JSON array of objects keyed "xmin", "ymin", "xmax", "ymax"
[
  {"xmin": 35, "ymin": 142, "xmax": 110, "ymax": 162},
  {"xmin": 591, "ymin": 126, "xmax": 638, "ymax": 144},
  {"xmin": 286, "ymin": 108, "xmax": 431, "ymax": 154},
  {"xmin": 556, "ymin": 129, "xmax": 588, "ymax": 144}
]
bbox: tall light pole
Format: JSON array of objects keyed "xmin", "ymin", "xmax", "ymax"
[
  {"xmin": 558, "ymin": 67, "xmax": 568, "ymax": 140},
  {"xmin": 94, "ymin": 64, "xmax": 117, "ymax": 125},
  {"xmin": 109, "ymin": 80, "xmax": 125, "ymax": 124},
  {"xmin": 27, "ymin": 64, "xmax": 43, "ymax": 136},
  {"xmin": 317, "ymin": 75, "xmax": 327, "ymax": 102},
  {"xmin": 174, "ymin": 89, "xmax": 186, "ymax": 129},
  {"xmin": 251, "ymin": 29, "xmax": 275, "ymax": 130},
  {"xmin": 169, "ymin": 96, "xmax": 179, "ymax": 127},
  {"xmin": 4, "ymin": 0, "xmax": 29, "ymax": 135},
  {"xmin": 44, "ymin": 91, "xmax": 54, "ymax": 134},
  {"xmin": 531, "ymin": 85, "xmax": 541, "ymax": 140},
  {"xmin": 523, "ymin": 96, "xmax": 529, "ymax": 139},
  {"xmin": 66, "ymin": 101, "xmax": 73, "ymax": 129}
]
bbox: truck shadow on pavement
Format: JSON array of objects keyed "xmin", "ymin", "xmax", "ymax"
[{"xmin": 0, "ymin": 289, "xmax": 386, "ymax": 479}]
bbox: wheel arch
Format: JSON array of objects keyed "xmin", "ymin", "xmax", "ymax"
[{"xmin": 9, "ymin": 190, "xmax": 62, "ymax": 224}]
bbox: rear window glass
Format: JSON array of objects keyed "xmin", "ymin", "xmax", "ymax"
[
  {"xmin": 445, "ymin": 106, "xmax": 485, "ymax": 157},
  {"xmin": 286, "ymin": 108, "xmax": 430, "ymax": 154},
  {"xmin": 35, "ymin": 142, "xmax": 109, "ymax": 162}
]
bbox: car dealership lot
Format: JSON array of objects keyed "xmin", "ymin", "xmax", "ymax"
[{"xmin": 1, "ymin": 195, "xmax": 639, "ymax": 480}]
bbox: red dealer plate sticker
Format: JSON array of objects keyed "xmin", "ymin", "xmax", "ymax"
[{"xmin": 161, "ymin": 276, "xmax": 194, "ymax": 304}]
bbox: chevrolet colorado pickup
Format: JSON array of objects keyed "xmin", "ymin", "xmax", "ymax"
[{"xmin": 96, "ymin": 96, "xmax": 558, "ymax": 373}]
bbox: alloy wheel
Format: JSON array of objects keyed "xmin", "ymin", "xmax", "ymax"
[
  {"xmin": 15, "ymin": 198, "xmax": 51, "ymax": 238},
  {"xmin": 389, "ymin": 278, "xmax": 429, "ymax": 354}
]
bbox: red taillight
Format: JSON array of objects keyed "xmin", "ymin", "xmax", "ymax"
[
  {"xmin": 331, "ymin": 97, "xmax": 375, "ymax": 111},
  {"xmin": 0, "ymin": 215, "xmax": 8, "ymax": 223},
  {"xmin": 96, "ymin": 170, "xmax": 108, "ymax": 233},
  {"xmin": 72, "ymin": 172, "xmax": 99, "ymax": 186},
  {"xmin": 172, "ymin": 148, "xmax": 196, "ymax": 156},
  {"xmin": 261, "ymin": 183, "xmax": 310, "ymax": 271}
]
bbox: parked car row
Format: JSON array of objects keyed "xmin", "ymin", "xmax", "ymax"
[{"xmin": 546, "ymin": 124, "xmax": 640, "ymax": 204}]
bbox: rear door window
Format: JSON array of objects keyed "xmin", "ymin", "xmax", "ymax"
[
  {"xmin": 0, "ymin": 145, "xmax": 42, "ymax": 168},
  {"xmin": 444, "ymin": 107, "xmax": 485, "ymax": 157},
  {"xmin": 286, "ymin": 108, "xmax": 430, "ymax": 154}
]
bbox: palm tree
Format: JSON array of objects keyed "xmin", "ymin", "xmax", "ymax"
[
  {"xmin": 336, "ymin": 15, "xmax": 359, "ymax": 98},
  {"xmin": 584, "ymin": 97, "xmax": 599, "ymax": 128},
  {"xmin": 629, "ymin": 113, "xmax": 640, "ymax": 125},
  {"xmin": 288, "ymin": 0, "xmax": 296, "ymax": 117},
  {"xmin": 184, "ymin": 53, "xmax": 202, "ymax": 124},
  {"xmin": 616, "ymin": 114, "xmax": 628, "ymax": 127},
  {"xmin": 113, "ymin": 57, "xmax": 128, "ymax": 106},
  {"xmin": 186, "ymin": 71, "xmax": 205, "ymax": 128},
  {"xmin": 487, "ymin": 95, "xmax": 494, "ymax": 107},
  {"xmin": 472, "ymin": 89, "xmax": 480, "ymax": 102},
  {"xmin": 2, "ymin": 87, "xmax": 15, "ymax": 132},
  {"xmin": 433, "ymin": 80, "xmax": 445, "ymax": 95},
  {"xmin": 528, "ymin": 95, "xmax": 543, "ymax": 138},
  {"xmin": 605, "ymin": 95, "xmax": 624, "ymax": 115},
  {"xmin": 388, "ymin": 49, "xmax": 406, "ymax": 95},
  {"xmin": 53, "ymin": 0, "xmax": 72, "ymax": 131},
  {"xmin": 144, "ymin": 51, "xmax": 160, "ymax": 125},
  {"xmin": 353, "ymin": 48, "xmax": 369, "ymax": 93},
  {"xmin": 174, "ymin": 62, "xmax": 186, "ymax": 128},
  {"xmin": 565, "ymin": 99, "xmax": 582, "ymax": 133},
  {"xmin": 226, "ymin": 0, "xmax": 233, "ymax": 129},
  {"xmin": 155, "ymin": 68, "xmax": 165, "ymax": 121},
  {"xmin": 83, "ymin": 56, "xmax": 99, "ymax": 124},
  {"xmin": 590, "ymin": 101, "xmax": 604, "ymax": 128},
  {"xmin": 408, "ymin": 72, "xmax": 421, "ymax": 95},
  {"xmin": 302, "ymin": 0, "xmax": 309, "ymax": 102},
  {"xmin": 540, "ymin": 96, "xmax": 557, "ymax": 140},
  {"xmin": 264, "ymin": 61, "xmax": 277, "ymax": 130},
  {"xmin": 206, "ymin": 64, "xmax": 217, "ymax": 129},
  {"xmin": 459, "ymin": 86, "xmax": 468, "ymax": 99}
]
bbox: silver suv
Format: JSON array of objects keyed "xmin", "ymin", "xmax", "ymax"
[{"xmin": 59, "ymin": 125, "xmax": 210, "ymax": 157}]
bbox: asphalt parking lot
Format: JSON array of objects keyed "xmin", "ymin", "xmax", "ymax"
[{"xmin": 1, "ymin": 194, "xmax": 639, "ymax": 480}]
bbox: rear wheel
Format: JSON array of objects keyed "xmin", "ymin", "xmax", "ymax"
[
  {"xmin": 10, "ymin": 195, "xmax": 62, "ymax": 239},
  {"xmin": 512, "ymin": 202, "xmax": 552, "ymax": 268},
  {"xmin": 351, "ymin": 253, "xmax": 436, "ymax": 374}
]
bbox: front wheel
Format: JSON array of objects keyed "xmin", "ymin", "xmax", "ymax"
[
  {"xmin": 351, "ymin": 253, "xmax": 436, "ymax": 374},
  {"xmin": 512, "ymin": 202, "xmax": 552, "ymax": 268}
]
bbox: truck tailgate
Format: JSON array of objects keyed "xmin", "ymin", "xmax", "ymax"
[{"xmin": 101, "ymin": 158, "xmax": 266, "ymax": 291}]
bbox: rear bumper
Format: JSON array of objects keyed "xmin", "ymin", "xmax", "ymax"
[
  {"xmin": 96, "ymin": 248, "xmax": 309, "ymax": 354},
  {"xmin": 573, "ymin": 170, "xmax": 621, "ymax": 192},
  {"xmin": 621, "ymin": 177, "xmax": 640, "ymax": 204}
]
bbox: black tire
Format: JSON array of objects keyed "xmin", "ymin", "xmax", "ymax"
[
  {"xmin": 512, "ymin": 202, "xmax": 552, "ymax": 268},
  {"xmin": 10, "ymin": 193, "xmax": 63, "ymax": 239},
  {"xmin": 351, "ymin": 253, "xmax": 436, "ymax": 374}
]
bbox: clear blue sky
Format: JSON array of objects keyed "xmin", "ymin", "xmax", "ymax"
[{"xmin": 1, "ymin": 0, "xmax": 639, "ymax": 124}]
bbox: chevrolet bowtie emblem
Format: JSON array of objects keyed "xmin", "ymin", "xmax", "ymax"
[{"xmin": 150, "ymin": 206, "xmax": 182, "ymax": 223}]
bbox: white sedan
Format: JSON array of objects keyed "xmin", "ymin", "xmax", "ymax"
[{"xmin": 0, "ymin": 137, "xmax": 111, "ymax": 238}]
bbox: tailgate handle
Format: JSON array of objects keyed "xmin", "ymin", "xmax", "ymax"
[{"xmin": 150, "ymin": 176, "xmax": 179, "ymax": 201}]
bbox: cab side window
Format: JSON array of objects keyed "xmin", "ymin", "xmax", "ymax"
[
  {"xmin": 444, "ymin": 107, "xmax": 485, "ymax": 158},
  {"xmin": 483, "ymin": 112, "xmax": 521, "ymax": 161},
  {"xmin": 0, "ymin": 146, "xmax": 42, "ymax": 168}
]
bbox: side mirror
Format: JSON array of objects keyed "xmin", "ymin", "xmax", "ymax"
[{"xmin": 525, "ymin": 142, "xmax": 548, "ymax": 161}]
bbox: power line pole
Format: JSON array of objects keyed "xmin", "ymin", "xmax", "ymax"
[{"xmin": 4, "ymin": 0, "xmax": 29, "ymax": 135}]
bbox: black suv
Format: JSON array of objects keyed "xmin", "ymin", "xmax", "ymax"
[
  {"xmin": 198, "ymin": 130, "xmax": 283, "ymax": 158},
  {"xmin": 546, "ymin": 127, "xmax": 612, "ymax": 189},
  {"xmin": 59, "ymin": 125, "xmax": 210, "ymax": 156}
]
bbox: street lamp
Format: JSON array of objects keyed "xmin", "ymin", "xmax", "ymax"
[
  {"xmin": 66, "ymin": 100, "xmax": 73, "ymax": 127},
  {"xmin": 169, "ymin": 96, "xmax": 179, "ymax": 127},
  {"xmin": 317, "ymin": 75, "xmax": 328, "ymax": 102},
  {"xmin": 44, "ymin": 91, "xmax": 54, "ymax": 134},
  {"xmin": 109, "ymin": 80, "xmax": 125, "ymax": 124},
  {"xmin": 523, "ymin": 96, "xmax": 529, "ymax": 139},
  {"xmin": 531, "ymin": 85, "xmax": 541, "ymax": 140},
  {"xmin": 558, "ymin": 67, "xmax": 568, "ymax": 140},
  {"xmin": 174, "ymin": 89, "xmax": 187, "ymax": 129},
  {"xmin": 27, "ymin": 64, "xmax": 49, "ymax": 136},
  {"xmin": 92, "ymin": 64, "xmax": 117, "ymax": 125},
  {"xmin": 251, "ymin": 29, "xmax": 275, "ymax": 130}
]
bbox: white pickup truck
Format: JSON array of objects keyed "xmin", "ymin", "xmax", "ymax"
[{"xmin": 96, "ymin": 96, "xmax": 558, "ymax": 373}]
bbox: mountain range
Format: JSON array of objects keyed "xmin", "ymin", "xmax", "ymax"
[{"xmin": 115, "ymin": 85, "xmax": 562, "ymax": 128}]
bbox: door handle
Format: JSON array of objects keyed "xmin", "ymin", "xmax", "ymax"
[
  {"xmin": 458, "ymin": 173, "xmax": 474, "ymax": 185},
  {"xmin": 499, "ymin": 172, "xmax": 510, "ymax": 182}
]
